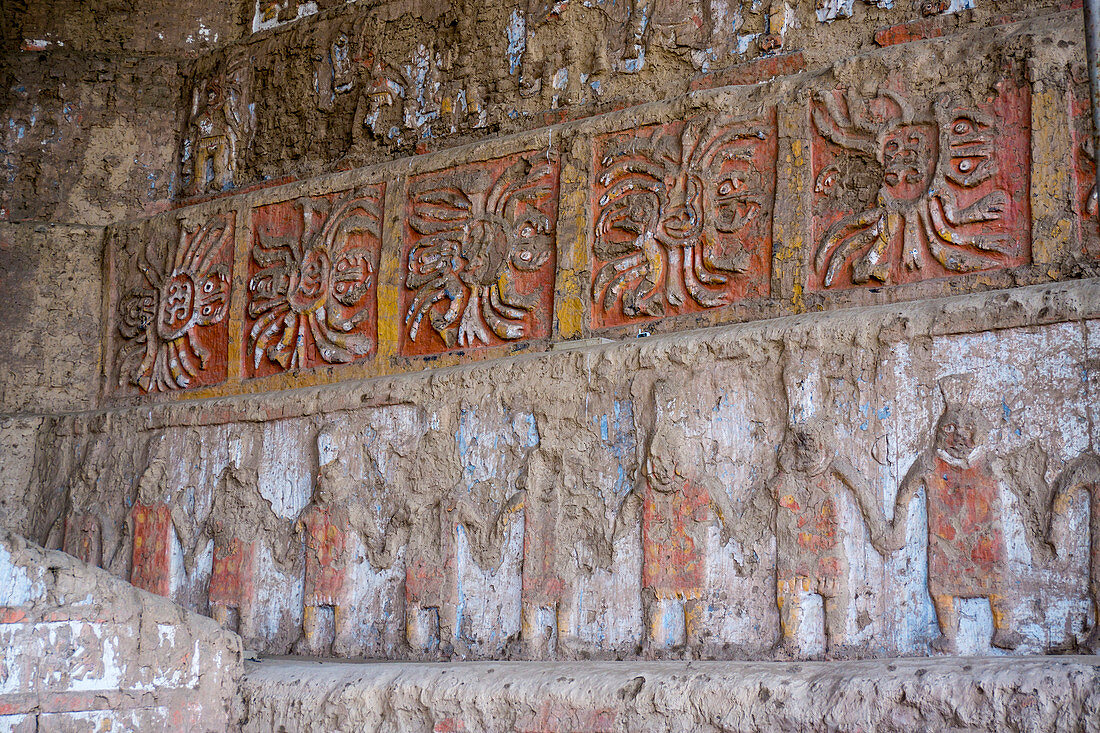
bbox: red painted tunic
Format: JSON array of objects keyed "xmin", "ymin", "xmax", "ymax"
[
  {"xmin": 522, "ymin": 502, "xmax": 564, "ymax": 607},
  {"xmin": 775, "ymin": 478, "xmax": 843, "ymax": 581},
  {"xmin": 209, "ymin": 536, "xmax": 256, "ymax": 608},
  {"xmin": 303, "ymin": 506, "xmax": 348, "ymax": 607},
  {"xmin": 131, "ymin": 503, "xmax": 172, "ymax": 597},
  {"xmin": 642, "ymin": 479, "xmax": 709, "ymax": 600},
  {"xmin": 63, "ymin": 513, "xmax": 101, "ymax": 567},
  {"xmin": 927, "ymin": 455, "xmax": 1004, "ymax": 597}
]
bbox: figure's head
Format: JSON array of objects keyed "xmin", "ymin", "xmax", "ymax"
[
  {"xmin": 778, "ymin": 418, "xmax": 831, "ymax": 476},
  {"xmin": 645, "ymin": 428, "xmax": 693, "ymax": 493},
  {"xmin": 934, "ymin": 405, "xmax": 985, "ymax": 460}
]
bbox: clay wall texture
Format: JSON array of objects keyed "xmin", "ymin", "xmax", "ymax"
[
  {"xmin": 0, "ymin": 224, "xmax": 103, "ymax": 414},
  {"xmin": 19, "ymin": 279, "xmax": 1100, "ymax": 662},
  {"xmin": 0, "ymin": 531, "xmax": 243, "ymax": 731},
  {"xmin": 5, "ymin": 0, "xmax": 1100, "ymax": 693}
]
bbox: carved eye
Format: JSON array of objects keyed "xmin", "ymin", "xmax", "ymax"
[
  {"xmin": 519, "ymin": 223, "xmax": 536, "ymax": 238},
  {"xmin": 203, "ymin": 280, "xmax": 216, "ymax": 293},
  {"xmin": 718, "ymin": 177, "xmax": 745, "ymax": 196},
  {"xmin": 953, "ymin": 120, "xmax": 973, "ymax": 135},
  {"xmin": 884, "ymin": 140, "xmax": 899, "ymax": 156},
  {"xmin": 202, "ymin": 305, "xmax": 213, "ymax": 316},
  {"xmin": 944, "ymin": 423, "xmax": 956, "ymax": 434}
]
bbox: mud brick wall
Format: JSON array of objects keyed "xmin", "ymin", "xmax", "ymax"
[
  {"xmin": 0, "ymin": 52, "xmax": 183, "ymax": 225},
  {"xmin": 20, "ymin": 278, "xmax": 1100, "ymax": 661},
  {"xmin": 0, "ymin": 224, "xmax": 104, "ymax": 414},
  {"xmin": 0, "ymin": 531, "xmax": 242, "ymax": 731},
  {"xmin": 104, "ymin": 12, "xmax": 1099, "ymax": 403},
  {"xmin": 174, "ymin": 0, "xmax": 1081, "ymax": 195}
]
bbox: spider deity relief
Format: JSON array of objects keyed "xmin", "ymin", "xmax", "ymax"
[
  {"xmin": 401, "ymin": 152, "xmax": 559, "ymax": 356},
  {"xmin": 246, "ymin": 186, "xmax": 383, "ymax": 378},
  {"xmin": 114, "ymin": 213, "xmax": 235, "ymax": 394},
  {"xmin": 810, "ymin": 83, "xmax": 1029, "ymax": 290},
  {"xmin": 590, "ymin": 114, "xmax": 775, "ymax": 329}
]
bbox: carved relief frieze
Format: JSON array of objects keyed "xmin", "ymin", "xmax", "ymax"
[
  {"xmin": 246, "ymin": 186, "xmax": 383, "ymax": 378},
  {"xmin": 401, "ymin": 152, "xmax": 559, "ymax": 355},
  {"xmin": 114, "ymin": 213, "xmax": 235, "ymax": 394},
  {"xmin": 810, "ymin": 83, "xmax": 1030, "ymax": 290},
  {"xmin": 591, "ymin": 114, "xmax": 775, "ymax": 328}
]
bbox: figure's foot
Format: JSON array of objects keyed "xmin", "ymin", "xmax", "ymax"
[
  {"xmin": 771, "ymin": 638, "xmax": 800, "ymax": 660},
  {"xmin": 991, "ymin": 628, "xmax": 1025, "ymax": 650},
  {"xmin": 930, "ymin": 635, "xmax": 956, "ymax": 655}
]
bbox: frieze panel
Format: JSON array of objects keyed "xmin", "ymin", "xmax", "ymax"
[
  {"xmin": 591, "ymin": 114, "xmax": 775, "ymax": 329},
  {"xmin": 401, "ymin": 152, "xmax": 559, "ymax": 356},
  {"xmin": 246, "ymin": 185, "xmax": 383, "ymax": 378},
  {"xmin": 809, "ymin": 82, "xmax": 1030, "ymax": 290},
  {"xmin": 113, "ymin": 212, "xmax": 235, "ymax": 394}
]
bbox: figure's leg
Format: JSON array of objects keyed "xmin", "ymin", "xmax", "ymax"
[
  {"xmin": 238, "ymin": 598, "xmax": 255, "ymax": 643},
  {"xmin": 684, "ymin": 597, "xmax": 704, "ymax": 654},
  {"xmin": 522, "ymin": 602, "xmax": 554, "ymax": 659},
  {"xmin": 930, "ymin": 594, "xmax": 958, "ymax": 653},
  {"xmin": 302, "ymin": 604, "xmax": 319, "ymax": 651},
  {"xmin": 1086, "ymin": 579, "xmax": 1100, "ymax": 652},
  {"xmin": 775, "ymin": 577, "xmax": 801, "ymax": 655},
  {"xmin": 556, "ymin": 596, "xmax": 578, "ymax": 657},
  {"xmin": 823, "ymin": 591, "xmax": 849, "ymax": 655},
  {"xmin": 212, "ymin": 603, "xmax": 228, "ymax": 629},
  {"xmin": 989, "ymin": 594, "xmax": 1024, "ymax": 650},
  {"xmin": 642, "ymin": 587, "xmax": 663, "ymax": 652},
  {"xmin": 405, "ymin": 600, "xmax": 437, "ymax": 652}
]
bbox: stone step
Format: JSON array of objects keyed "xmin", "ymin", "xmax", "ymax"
[{"xmin": 237, "ymin": 655, "xmax": 1100, "ymax": 732}]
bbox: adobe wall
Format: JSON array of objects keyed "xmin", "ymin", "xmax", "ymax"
[
  {"xmin": 0, "ymin": 531, "xmax": 242, "ymax": 731},
  {"xmin": 17, "ymin": 279, "xmax": 1100, "ymax": 661},
  {"xmin": 3, "ymin": 0, "xmax": 1100, "ymax": 685}
]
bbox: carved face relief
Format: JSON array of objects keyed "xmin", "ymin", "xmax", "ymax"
[
  {"xmin": 935, "ymin": 408, "xmax": 983, "ymax": 461},
  {"xmin": 878, "ymin": 124, "xmax": 937, "ymax": 205},
  {"xmin": 810, "ymin": 84, "xmax": 1030, "ymax": 290},
  {"xmin": 247, "ymin": 186, "xmax": 383, "ymax": 377},
  {"xmin": 592, "ymin": 114, "xmax": 775, "ymax": 328},
  {"xmin": 402, "ymin": 153, "xmax": 559, "ymax": 355},
  {"xmin": 115, "ymin": 214, "xmax": 234, "ymax": 393}
]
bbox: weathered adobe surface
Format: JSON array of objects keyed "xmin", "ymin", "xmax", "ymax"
[
  {"xmin": 174, "ymin": 0, "xmax": 1080, "ymax": 196},
  {"xmin": 0, "ymin": 51, "xmax": 183, "ymax": 225},
  {"xmin": 0, "ymin": 223, "xmax": 104, "ymax": 415},
  {"xmin": 103, "ymin": 11, "xmax": 1100, "ymax": 404},
  {"xmin": 15, "ymin": 279, "xmax": 1100, "ymax": 661},
  {"xmin": 238, "ymin": 656, "xmax": 1100, "ymax": 732},
  {"xmin": 0, "ymin": 530, "xmax": 243, "ymax": 731}
]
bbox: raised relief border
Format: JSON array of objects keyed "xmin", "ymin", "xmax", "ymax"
[
  {"xmin": 400, "ymin": 152, "xmax": 560, "ymax": 356},
  {"xmin": 246, "ymin": 186, "xmax": 384, "ymax": 379},
  {"xmin": 590, "ymin": 113, "xmax": 776, "ymax": 330},
  {"xmin": 809, "ymin": 82, "xmax": 1030, "ymax": 290}
]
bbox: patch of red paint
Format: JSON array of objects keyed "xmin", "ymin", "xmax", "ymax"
[
  {"xmin": 130, "ymin": 502, "xmax": 172, "ymax": 597},
  {"xmin": 690, "ymin": 52, "xmax": 806, "ymax": 91}
]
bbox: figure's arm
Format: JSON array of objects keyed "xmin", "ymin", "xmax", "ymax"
[
  {"xmin": 1047, "ymin": 452, "xmax": 1100, "ymax": 556},
  {"xmin": 879, "ymin": 454, "xmax": 929, "ymax": 553},
  {"xmin": 830, "ymin": 457, "xmax": 891, "ymax": 554},
  {"xmin": 612, "ymin": 470, "xmax": 644, "ymax": 543}
]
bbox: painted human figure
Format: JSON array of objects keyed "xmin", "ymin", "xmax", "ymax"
[
  {"xmin": 295, "ymin": 425, "xmax": 369, "ymax": 653},
  {"xmin": 60, "ymin": 435, "xmax": 112, "ymax": 568},
  {"xmin": 194, "ymin": 464, "xmax": 286, "ymax": 640},
  {"xmin": 1047, "ymin": 451, "xmax": 1100, "ymax": 652},
  {"xmin": 845, "ymin": 388, "xmax": 1022, "ymax": 653},
  {"xmin": 129, "ymin": 433, "xmax": 180, "ymax": 597},
  {"xmin": 614, "ymin": 427, "xmax": 738, "ymax": 653},
  {"xmin": 765, "ymin": 418, "xmax": 863, "ymax": 656}
]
